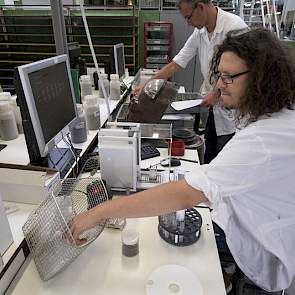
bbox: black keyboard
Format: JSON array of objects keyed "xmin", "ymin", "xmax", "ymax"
[{"xmin": 141, "ymin": 142, "xmax": 160, "ymax": 160}]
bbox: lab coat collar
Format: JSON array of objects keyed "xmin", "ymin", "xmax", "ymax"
[{"xmin": 199, "ymin": 7, "xmax": 225, "ymax": 37}]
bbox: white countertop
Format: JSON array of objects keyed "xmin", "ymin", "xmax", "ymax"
[{"xmin": 8, "ymin": 208, "xmax": 226, "ymax": 295}]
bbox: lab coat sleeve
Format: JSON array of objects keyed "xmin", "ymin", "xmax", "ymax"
[
  {"xmin": 173, "ymin": 29, "xmax": 200, "ymax": 69},
  {"xmin": 185, "ymin": 127, "xmax": 271, "ymax": 205}
]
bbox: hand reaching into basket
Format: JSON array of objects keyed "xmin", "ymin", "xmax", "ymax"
[{"xmin": 70, "ymin": 209, "xmax": 103, "ymax": 246}]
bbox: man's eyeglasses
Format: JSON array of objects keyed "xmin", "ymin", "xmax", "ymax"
[
  {"xmin": 215, "ymin": 70, "xmax": 249, "ymax": 85},
  {"xmin": 184, "ymin": 6, "xmax": 197, "ymax": 21}
]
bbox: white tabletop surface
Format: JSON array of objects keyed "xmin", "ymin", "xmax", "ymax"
[
  {"xmin": 8, "ymin": 208, "xmax": 226, "ymax": 295},
  {"xmin": 0, "ymin": 98, "xmax": 122, "ymax": 166}
]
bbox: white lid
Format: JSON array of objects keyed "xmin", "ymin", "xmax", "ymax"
[
  {"xmin": 76, "ymin": 104, "xmax": 84, "ymax": 114},
  {"xmin": 121, "ymin": 229, "xmax": 139, "ymax": 246},
  {"xmin": 0, "ymin": 101, "xmax": 11, "ymax": 113},
  {"xmin": 110, "ymin": 74, "xmax": 119, "ymax": 80},
  {"xmin": 80, "ymin": 75, "xmax": 91, "ymax": 82},
  {"xmin": 0, "ymin": 92, "xmax": 11, "ymax": 101},
  {"xmin": 85, "ymin": 95, "xmax": 98, "ymax": 106},
  {"xmin": 100, "ymin": 73, "xmax": 108, "ymax": 79}
]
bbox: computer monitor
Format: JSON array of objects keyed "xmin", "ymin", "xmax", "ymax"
[
  {"xmin": 114, "ymin": 43, "xmax": 125, "ymax": 80},
  {"xmin": 15, "ymin": 55, "xmax": 78, "ymax": 163}
]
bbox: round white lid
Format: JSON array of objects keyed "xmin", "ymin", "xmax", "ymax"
[
  {"xmin": 110, "ymin": 74, "xmax": 119, "ymax": 80},
  {"xmin": 0, "ymin": 92, "xmax": 12, "ymax": 101},
  {"xmin": 146, "ymin": 264, "xmax": 203, "ymax": 295},
  {"xmin": 121, "ymin": 229, "xmax": 139, "ymax": 246}
]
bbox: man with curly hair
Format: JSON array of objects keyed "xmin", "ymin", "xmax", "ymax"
[{"xmin": 71, "ymin": 29, "xmax": 295, "ymax": 293}]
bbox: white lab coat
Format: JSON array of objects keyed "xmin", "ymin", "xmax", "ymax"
[
  {"xmin": 185, "ymin": 108, "xmax": 295, "ymax": 291},
  {"xmin": 173, "ymin": 7, "xmax": 248, "ymax": 136}
]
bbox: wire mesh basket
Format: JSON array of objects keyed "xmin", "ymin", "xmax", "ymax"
[{"xmin": 22, "ymin": 177, "xmax": 109, "ymax": 281}]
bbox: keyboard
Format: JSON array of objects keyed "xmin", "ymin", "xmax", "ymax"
[{"xmin": 141, "ymin": 142, "xmax": 160, "ymax": 160}]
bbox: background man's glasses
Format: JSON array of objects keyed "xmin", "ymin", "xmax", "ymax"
[
  {"xmin": 185, "ymin": 7, "xmax": 196, "ymax": 21},
  {"xmin": 215, "ymin": 70, "xmax": 249, "ymax": 85}
]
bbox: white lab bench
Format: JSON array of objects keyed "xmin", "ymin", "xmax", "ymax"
[
  {"xmin": 0, "ymin": 98, "xmax": 121, "ymax": 167},
  {"xmin": 0, "ymin": 82, "xmax": 226, "ymax": 295},
  {"xmin": 7, "ymin": 208, "xmax": 226, "ymax": 295}
]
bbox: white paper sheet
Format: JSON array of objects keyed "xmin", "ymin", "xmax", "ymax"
[{"xmin": 171, "ymin": 99, "xmax": 203, "ymax": 111}]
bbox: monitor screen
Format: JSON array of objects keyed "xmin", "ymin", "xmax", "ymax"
[
  {"xmin": 114, "ymin": 43, "xmax": 125, "ymax": 79},
  {"xmin": 17, "ymin": 55, "xmax": 77, "ymax": 158},
  {"xmin": 28, "ymin": 62, "xmax": 76, "ymax": 144}
]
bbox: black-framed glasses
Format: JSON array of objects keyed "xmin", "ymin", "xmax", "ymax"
[{"xmin": 215, "ymin": 70, "xmax": 249, "ymax": 85}]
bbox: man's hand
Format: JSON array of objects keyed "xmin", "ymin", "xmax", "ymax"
[
  {"xmin": 134, "ymin": 85, "xmax": 144, "ymax": 97},
  {"xmin": 201, "ymin": 91, "xmax": 220, "ymax": 107}
]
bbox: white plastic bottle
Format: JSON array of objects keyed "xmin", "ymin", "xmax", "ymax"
[
  {"xmin": 98, "ymin": 73, "xmax": 110, "ymax": 99},
  {"xmin": 0, "ymin": 101, "xmax": 18, "ymax": 141},
  {"xmin": 0, "ymin": 92, "xmax": 11, "ymax": 102},
  {"xmin": 10, "ymin": 96, "xmax": 23, "ymax": 134},
  {"xmin": 125, "ymin": 68, "xmax": 129, "ymax": 78},
  {"xmin": 109, "ymin": 74, "xmax": 121, "ymax": 100},
  {"xmin": 83, "ymin": 95, "xmax": 100, "ymax": 130},
  {"xmin": 79, "ymin": 75, "xmax": 92, "ymax": 103},
  {"xmin": 70, "ymin": 104, "xmax": 88, "ymax": 144}
]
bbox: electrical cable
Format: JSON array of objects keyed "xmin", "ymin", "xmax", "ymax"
[{"xmin": 62, "ymin": 134, "xmax": 78, "ymax": 177}]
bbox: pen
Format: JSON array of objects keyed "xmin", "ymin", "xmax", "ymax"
[{"xmin": 179, "ymin": 158, "xmax": 199, "ymax": 164}]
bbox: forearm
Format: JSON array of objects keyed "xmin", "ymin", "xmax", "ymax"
[
  {"xmin": 91, "ymin": 180, "xmax": 207, "ymax": 220},
  {"xmin": 151, "ymin": 61, "xmax": 181, "ymax": 81}
]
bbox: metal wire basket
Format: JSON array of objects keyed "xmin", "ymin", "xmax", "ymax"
[{"xmin": 22, "ymin": 177, "xmax": 109, "ymax": 281}]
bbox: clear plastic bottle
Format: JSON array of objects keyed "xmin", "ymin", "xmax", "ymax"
[
  {"xmin": 10, "ymin": 96, "xmax": 23, "ymax": 134},
  {"xmin": 70, "ymin": 104, "xmax": 88, "ymax": 144},
  {"xmin": 0, "ymin": 101, "xmax": 18, "ymax": 141},
  {"xmin": 83, "ymin": 95, "xmax": 100, "ymax": 130},
  {"xmin": 98, "ymin": 73, "xmax": 110, "ymax": 99},
  {"xmin": 109, "ymin": 74, "xmax": 121, "ymax": 100},
  {"xmin": 79, "ymin": 75, "xmax": 92, "ymax": 103}
]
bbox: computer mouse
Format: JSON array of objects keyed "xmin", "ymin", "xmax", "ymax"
[{"xmin": 160, "ymin": 157, "xmax": 181, "ymax": 167}]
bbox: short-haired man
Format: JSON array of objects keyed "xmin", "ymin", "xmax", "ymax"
[{"xmin": 139, "ymin": 0, "xmax": 248, "ymax": 163}]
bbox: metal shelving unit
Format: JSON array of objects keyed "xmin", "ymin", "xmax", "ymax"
[
  {"xmin": 0, "ymin": 4, "xmax": 139, "ymax": 92},
  {"xmin": 144, "ymin": 21, "xmax": 172, "ymax": 69}
]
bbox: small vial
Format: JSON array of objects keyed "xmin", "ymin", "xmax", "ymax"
[{"xmin": 121, "ymin": 229, "xmax": 139, "ymax": 257}]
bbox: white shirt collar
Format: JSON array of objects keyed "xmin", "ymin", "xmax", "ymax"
[{"xmin": 199, "ymin": 7, "xmax": 225, "ymax": 36}]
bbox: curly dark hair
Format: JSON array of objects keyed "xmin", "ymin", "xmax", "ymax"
[{"xmin": 210, "ymin": 28, "xmax": 295, "ymax": 124}]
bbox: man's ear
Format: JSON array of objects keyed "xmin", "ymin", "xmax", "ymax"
[{"xmin": 197, "ymin": 2, "xmax": 206, "ymax": 11}]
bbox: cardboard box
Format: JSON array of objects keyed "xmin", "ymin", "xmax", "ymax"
[
  {"xmin": 0, "ymin": 192, "xmax": 13, "ymax": 256},
  {"xmin": 0, "ymin": 164, "xmax": 60, "ymax": 205}
]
